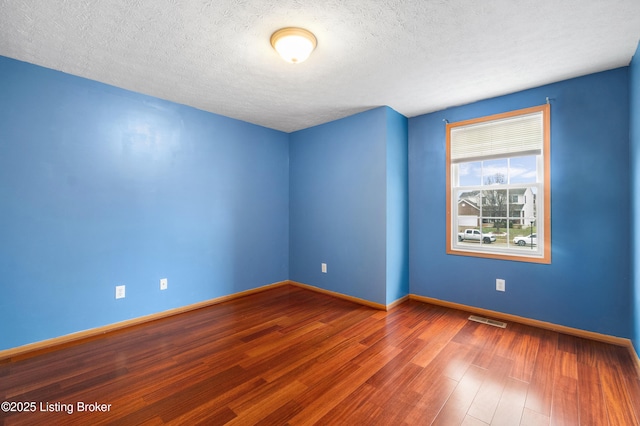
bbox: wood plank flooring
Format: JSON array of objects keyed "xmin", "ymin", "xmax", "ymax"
[{"xmin": 1, "ymin": 285, "xmax": 639, "ymax": 425}]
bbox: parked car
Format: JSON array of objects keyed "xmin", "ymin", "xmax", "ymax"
[
  {"xmin": 458, "ymin": 229, "xmax": 496, "ymax": 244},
  {"xmin": 513, "ymin": 233, "xmax": 537, "ymax": 246}
]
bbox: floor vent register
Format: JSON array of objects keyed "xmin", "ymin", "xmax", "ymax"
[{"xmin": 468, "ymin": 315, "xmax": 507, "ymax": 328}]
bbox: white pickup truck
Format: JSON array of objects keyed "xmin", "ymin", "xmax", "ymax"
[{"xmin": 457, "ymin": 229, "xmax": 496, "ymax": 244}]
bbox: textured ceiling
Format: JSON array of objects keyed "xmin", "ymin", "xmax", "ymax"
[{"xmin": 1, "ymin": 0, "xmax": 639, "ymax": 132}]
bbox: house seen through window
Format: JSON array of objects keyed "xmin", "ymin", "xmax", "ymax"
[{"xmin": 446, "ymin": 105, "xmax": 550, "ymax": 263}]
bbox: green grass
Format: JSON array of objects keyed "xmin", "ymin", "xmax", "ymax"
[{"xmin": 481, "ymin": 226, "xmax": 536, "ymax": 237}]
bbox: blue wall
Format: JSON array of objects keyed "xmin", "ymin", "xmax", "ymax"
[
  {"xmin": 409, "ymin": 68, "xmax": 632, "ymax": 338},
  {"xmin": 386, "ymin": 109, "xmax": 409, "ymax": 304},
  {"xmin": 0, "ymin": 57, "xmax": 289, "ymax": 351},
  {"xmin": 289, "ymin": 107, "xmax": 408, "ymax": 305},
  {"xmin": 631, "ymin": 41, "xmax": 640, "ymax": 354},
  {"xmin": 289, "ymin": 108, "xmax": 388, "ymax": 304}
]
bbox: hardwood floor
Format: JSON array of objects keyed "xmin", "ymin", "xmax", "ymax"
[{"xmin": 1, "ymin": 285, "xmax": 639, "ymax": 425}]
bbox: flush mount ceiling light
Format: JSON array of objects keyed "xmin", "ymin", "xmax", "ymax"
[{"xmin": 270, "ymin": 27, "xmax": 317, "ymax": 64}]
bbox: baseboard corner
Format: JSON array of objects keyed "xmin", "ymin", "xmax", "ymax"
[
  {"xmin": 288, "ymin": 281, "xmax": 386, "ymax": 310},
  {"xmin": 387, "ymin": 294, "xmax": 410, "ymax": 310}
]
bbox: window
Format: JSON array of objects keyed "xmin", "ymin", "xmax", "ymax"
[{"xmin": 446, "ymin": 105, "xmax": 550, "ymax": 263}]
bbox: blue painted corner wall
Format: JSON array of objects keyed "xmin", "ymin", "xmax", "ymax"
[
  {"xmin": 386, "ymin": 109, "xmax": 409, "ymax": 305},
  {"xmin": 0, "ymin": 56, "xmax": 289, "ymax": 351},
  {"xmin": 289, "ymin": 107, "xmax": 408, "ymax": 305},
  {"xmin": 409, "ymin": 68, "xmax": 632, "ymax": 338},
  {"xmin": 631, "ymin": 40, "xmax": 640, "ymax": 355}
]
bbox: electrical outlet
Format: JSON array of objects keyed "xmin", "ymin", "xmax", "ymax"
[
  {"xmin": 321, "ymin": 263, "xmax": 327, "ymax": 273},
  {"xmin": 496, "ymin": 279, "xmax": 506, "ymax": 292},
  {"xmin": 115, "ymin": 285, "xmax": 126, "ymax": 299},
  {"xmin": 160, "ymin": 278, "xmax": 168, "ymax": 290}
]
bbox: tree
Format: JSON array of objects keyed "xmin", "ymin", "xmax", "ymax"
[{"xmin": 482, "ymin": 173, "xmax": 507, "ymax": 234}]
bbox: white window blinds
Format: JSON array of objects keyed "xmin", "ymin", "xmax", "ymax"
[{"xmin": 450, "ymin": 111, "xmax": 543, "ymax": 163}]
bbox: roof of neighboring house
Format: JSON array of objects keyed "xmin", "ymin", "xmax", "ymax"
[{"xmin": 458, "ymin": 198, "xmax": 479, "ymax": 211}]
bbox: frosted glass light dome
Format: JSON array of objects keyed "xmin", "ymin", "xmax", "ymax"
[{"xmin": 270, "ymin": 28, "xmax": 317, "ymax": 64}]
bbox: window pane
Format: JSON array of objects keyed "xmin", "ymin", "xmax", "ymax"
[
  {"xmin": 458, "ymin": 161, "xmax": 481, "ymax": 186},
  {"xmin": 482, "ymin": 159, "xmax": 508, "ymax": 185},
  {"xmin": 509, "ymin": 155, "xmax": 537, "ymax": 184},
  {"xmin": 482, "ymin": 189, "xmax": 508, "ymax": 217},
  {"xmin": 508, "ymin": 219, "xmax": 535, "ymax": 247},
  {"xmin": 508, "ymin": 187, "xmax": 536, "ymax": 221},
  {"xmin": 457, "ymin": 190, "xmax": 480, "ymax": 228},
  {"xmin": 511, "ymin": 220, "xmax": 538, "ymax": 249},
  {"xmin": 481, "ymin": 189, "xmax": 508, "ymax": 246}
]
